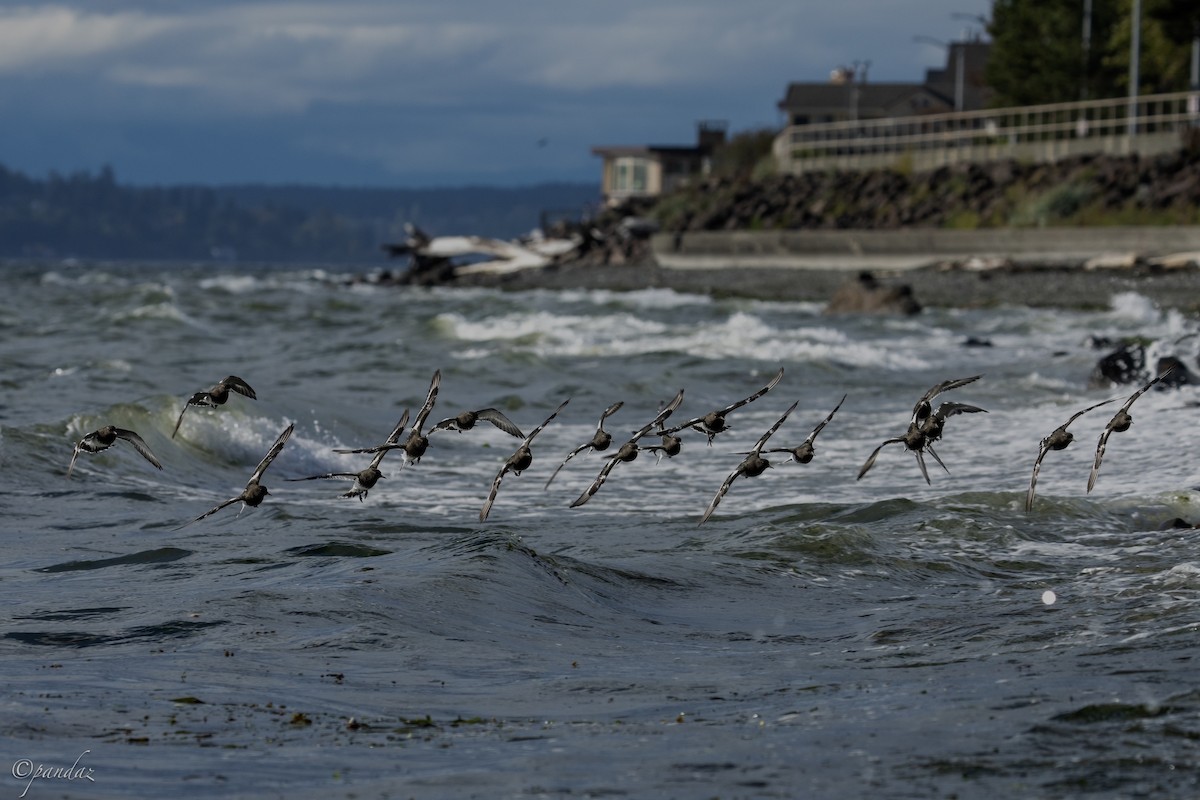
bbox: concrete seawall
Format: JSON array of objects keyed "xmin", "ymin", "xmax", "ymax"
[{"xmin": 652, "ymin": 226, "xmax": 1200, "ymax": 271}]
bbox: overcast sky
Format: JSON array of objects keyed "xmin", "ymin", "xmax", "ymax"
[{"xmin": 0, "ymin": 1, "xmax": 991, "ymax": 188}]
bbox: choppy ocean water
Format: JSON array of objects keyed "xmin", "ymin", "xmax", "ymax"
[{"xmin": 2, "ymin": 260, "xmax": 1200, "ymax": 799}]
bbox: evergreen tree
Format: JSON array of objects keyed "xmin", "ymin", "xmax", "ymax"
[
  {"xmin": 1103, "ymin": 0, "xmax": 1198, "ymax": 94},
  {"xmin": 986, "ymin": 0, "xmax": 1124, "ymax": 105}
]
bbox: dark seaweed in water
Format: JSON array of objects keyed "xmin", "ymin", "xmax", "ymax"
[{"xmin": 2, "ymin": 262, "xmax": 1199, "ymax": 798}]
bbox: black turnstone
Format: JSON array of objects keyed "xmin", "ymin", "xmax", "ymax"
[
  {"xmin": 332, "ymin": 370, "xmax": 441, "ymax": 466},
  {"xmin": 480, "ymin": 398, "xmax": 570, "ymax": 521},
  {"xmin": 1087, "ymin": 365, "xmax": 1175, "ymax": 493},
  {"xmin": 431, "ymin": 407, "xmax": 524, "ymax": 438},
  {"xmin": 544, "ymin": 401, "xmax": 624, "ymax": 489},
  {"xmin": 759, "ymin": 394, "xmax": 846, "ymax": 464},
  {"xmin": 570, "ymin": 389, "xmax": 685, "ymax": 508},
  {"xmin": 699, "ymin": 399, "xmax": 799, "ymax": 524},
  {"xmin": 67, "ymin": 425, "xmax": 163, "ymax": 478},
  {"xmin": 172, "ymin": 376, "xmax": 257, "ymax": 438},
  {"xmin": 1025, "ymin": 397, "xmax": 1118, "ymax": 512},
  {"xmin": 661, "ymin": 367, "xmax": 784, "ymax": 445},
  {"xmin": 857, "ymin": 375, "xmax": 982, "ymax": 484},
  {"xmin": 287, "ymin": 410, "xmax": 410, "ymax": 501},
  {"xmin": 179, "ymin": 422, "xmax": 294, "ymax": 527}
]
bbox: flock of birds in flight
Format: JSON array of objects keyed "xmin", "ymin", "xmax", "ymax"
[{"xmin": 67, "ymin": 365, "xmax": 1174, "ymax": 525}]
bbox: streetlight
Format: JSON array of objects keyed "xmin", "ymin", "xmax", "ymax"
[{"xmin": 914, "ymin": 35, "xmax": 964, "ymax": 112}]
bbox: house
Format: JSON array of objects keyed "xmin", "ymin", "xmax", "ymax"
[
  {"xmin": 777, "ymin": 40, "xmax": 992, "ymax": 126},
  {"xmin": 592, "ymin": 120, "xmax": 726, "ymax": 204}
]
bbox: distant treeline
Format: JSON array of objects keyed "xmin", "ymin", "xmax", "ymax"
[{"xmin": 0, "ymin": 163, "xmax": 600, "ymax": 264}]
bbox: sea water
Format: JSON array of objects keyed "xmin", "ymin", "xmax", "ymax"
[{"xmin": 2, "ymin": 261, "xmax": 1199, "ymax": 798}]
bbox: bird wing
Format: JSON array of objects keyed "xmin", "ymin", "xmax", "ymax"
[
  {"xmin": 920, "ymin": 375, "xmax": 981, "ymax": 405},
  {"xmin": 171, "ymin": 403, "xmax": 191, "ymax": 438},
  {"xmin": 1119, "ymin": 368, "xmax": 1170, "ymax": 413},
  {"xmin": 932, "ymin": 401, "xmax": 988, "ymax": 419},
  {"xmin": 479, "ymin": 465, "xmax": 509, "ymax": 522},
  {"xmin": 699, "ymin": 464, "xmax": 745, "ymax": 524},
  {"xmin": 569, "ymin": 454, "xmax": 623, "ymax": 508},
  {"xmin": 522, "ymin": 398, "xmax": 570, "ymax": 446},
  {"xmin": 597, "ymin": 401, "xmax": 624, "ymax": 428},
  {"xmin": 172, "ymin": 392, "xmax": 213, "ymax": 437},
  {"xmin": 924, "ymin": 443, "xmax": 949, "ymax": 476},
  {"xmin": 913, "ymin": 449, "xmax": 932, "ymax": 485},
  {"xmin": 179, "ymin": 495, "xmax": 242, "ymax": 529},
  {"xmin": 543, "ymin": 442, "xmax": 592, "ymax": 489},
  {"xmin": 370, "ymin": 409, "xmax": 411, "ymax": 470},
  {"xmin": 1086, "ymin": 426, "xmax": 1115, "ymax": 494},
  {"xmin": 856, "ymin": 437, "xmax": 903, "ymax": 481},
  {"xmin": 805, "ymin": 394, "xmax": 846, "ymax": 446},
  {"xmin": 412, "ymin": 370, "xmax": 442, "ymax": 433},
  {"xmin": 634, "ymin": 389, "xmax": 686, "ymax": 438},
  {"xmin": 223, "ymin": 376, "xmax": 257, "ymax": 400},
  {"xmin": 332, "ymin": 444, "xmax": 399, "ymax": 455},
  {"xmin": 248, "ymin": 423, "xmax": 295, "ymax": 485},
  {"xmin": 1064, "ymin": 397, "xmax": 1119, "ymax": 429},
  {"xmin": 912, "ymin": 375, "xmax": 982, "ymax": 423},
  {"xmin": 66, "ymin": 444, "xmax": 83, "ymax": 479},
  {"xmin": 474, "ymin": 408, "xmax": 524, "ymax": 438},
  {"xmin": 285, "ymin": 472, "xmax": 358, "ymax": 482},
  {"xmin": 722, "ymin": 366, "xmax": 785, "ymax": 415},
  {"xmin": 749, "ymin": 400, "xmax": 799, "ymax": 454},
  {"xmin": 1025, "ymin": 443, "xmax": 1052, "ymax": 512},
  {"xmin": 113, "ymin": 428, "xmax": 163, "ymax": 470}
]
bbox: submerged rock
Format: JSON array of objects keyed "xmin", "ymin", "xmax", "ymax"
[{"xmin": 1089, "ymin": 343, "xmax": 1196, "ymax": 388}]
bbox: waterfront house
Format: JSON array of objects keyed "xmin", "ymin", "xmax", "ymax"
[
  {"xmin": 777, "ymin": 40, "xmax": 991, "ymax": 126},
  {"xmin": 592, "ymin": 121, "xmax": 727, "ymax": 205}
]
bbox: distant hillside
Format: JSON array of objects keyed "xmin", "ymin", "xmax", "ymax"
[
  {"xmin": 214, "ymin": 183, "xmax": 602, "ymax": 241},
  {"xmin": 0, "ymin": 162, "xmax": 599, "ymax": 264}
]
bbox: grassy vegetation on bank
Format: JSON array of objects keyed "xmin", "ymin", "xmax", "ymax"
[{"xmin": 603, "ymin": 135, "xmax": 1200, "ymax": 236}]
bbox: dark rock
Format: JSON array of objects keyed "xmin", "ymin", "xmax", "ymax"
[
  {"xmin": 1156, "ymin": 356, "xmax": 1194, "ymax": 387},
  {"xmin": 1089, "ymin": 343, "xmax": 1145, "ymax": 388},
  {"xmin": 825, "ymin": 271, "xmax": 922, "ymax": 315}
]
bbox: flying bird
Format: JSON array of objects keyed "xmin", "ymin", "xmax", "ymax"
[
  {"xmin": 480, "ymin": 398, "xmax": 570, "ymax": 521},
  {"xmin": 431, "ymin": 407, "xmax": 524, "ymax": 438},
  {"xmin": 758, "ymin": 394, "xmax": 846, "ymax": 464},
  {"xmin": 570, "ymin": 389, "xmax": 685, "ymax": 508},
  {"xmin": 919, "ymin": 400, "xmax": 988, "ymax": 474},
  {"xmin": 172, "ymin": 376, "xmax": 257, "ymax": 438},
  {"xmin": 1087, "ymin": 365, "xmax": 1175, "ymax": 493},
  {"xmin": 858, "ymin": 375, "xmax": 982, "ymax": 484},
  {"xmin": 67, "ymin": 425, "xmax": 162, "ymax": 478},
  {"xmin": 179, "ymin": 422, "xmax": 294, "ymax": 528},
  {"xmin": 286, "ymin": 410, "xmax": 409, "ymax": 501},
  {"xmin": 544, "ymin": 401, "xmax": 624, "ymax": 489},
  {"xmin": 661, "ymin": 367, "xmax": 784, "ymax": 445},
  {"xmin": 700, "ymin": 400, "xmax": 799, "ymax": 524},
  {"xmin": 1026, "ymin": 397, "xmax": 1118, "ymax": 512},
  {"xmin": 333, "ymin": 370, "xmax": 441, "ymax": 466}
]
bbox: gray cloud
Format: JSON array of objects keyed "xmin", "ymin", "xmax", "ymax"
[{"xmin": 0, "ymin": 0, "xmax": 991, "ymax": 185}]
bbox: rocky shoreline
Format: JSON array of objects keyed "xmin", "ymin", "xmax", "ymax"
[{"xmin": 373, "ymin": 149, "xmax": 1200, "ymax": 312}]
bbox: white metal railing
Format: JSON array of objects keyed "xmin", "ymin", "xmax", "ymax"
[{"xmin": 774, "ymin": 91, "xmax": 1200, "ymax": 174}]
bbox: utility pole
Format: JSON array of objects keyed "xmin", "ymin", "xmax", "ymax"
[
  {"xmin": 1081, "ymin": 0, "xmax": 1092, "ymax": 101},
  {"xmin": 1191, "ymin": 21, "xmax": 1199, "ymax": 122},
  {"xmin": 1128, "ymin": 0, "xmax": 1140, "ymax": 136}
]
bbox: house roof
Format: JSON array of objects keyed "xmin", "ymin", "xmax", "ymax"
[
  {"xmin": 777, "ymin": 82, "xmax": 954, "ymax": 117},
  {"xmin": 590, "ymin": 145, "xmax": 707, "ymax": 158}
]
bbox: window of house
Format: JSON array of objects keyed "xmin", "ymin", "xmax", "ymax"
[{"xmin": 612, "ymin": 157, "xmax": 649, "ymax": 193}]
